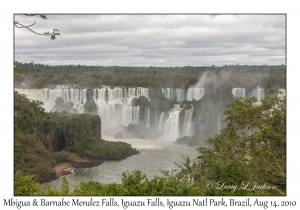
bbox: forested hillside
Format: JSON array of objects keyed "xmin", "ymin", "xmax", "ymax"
[
  {"xmin": 14, "ymin": 92, "xmax": 138, "ymax": 183},
  {"xmin": 14, "ymin": 62, "xmax": 286, "ymax": 90},
  {"xmin": 15, "ymin": 89, "xmax": 286, "ymax": 196},
  {"xmin": 14, "ymin": 62, "xmax": 286, "ymax": 196}
]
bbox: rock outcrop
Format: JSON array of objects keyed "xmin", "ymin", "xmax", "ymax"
[{"xmin": 40, "ymin": 112, "xmax": 102, "ymax": 152}]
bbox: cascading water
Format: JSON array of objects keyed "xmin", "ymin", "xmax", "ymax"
[
  {"xmin": 161, "ymin": 88, "xmax": 175, "ymax": 100},
  {"xmin": 145, "ymin": 107, "xmax": 150, "ymax": 128},
  {"xmin": 15, "ymin": 86, "xmax": 88, "ymax": 112},
  {"xmin": 186, "ymin": 87, "xmax": 205, "ymax": 101},
  {"xmin": 252, "ymin": 86, "xmax": 265, "ymax": 101},
  {"xmin": 232, "ymin": 88, "xmax": 246, "ymax": 98},
  {"xmin": 122, "ymin": 105, "xmax": 140, "ymax": 126},
  {"xmin": 15, "ymin": 86, "xmax": 149, "ymax": 135},
  {"xmin": 252, "ymin": 86, "xmax": 265, "ymax": 106},
  {"xmin": 157, "ymin": 112, "xmax": 165, "ymax": 134},
  {"xmin": 176, "ymin": 88, "xmax": 185, "ymax": 102},
  {"xmin": 154, "ymin": 110, "xmax": 158, "ymax": 128},
  {"xmin": 182, "ymin": 108, "xmax": 193, "ymax": 137},
  {"xmin": 162, "ymin": 105, "xmax": 182, "ymax": 140},
  {"xmin": 16, "ymin": 84, "xmax": 275, "ymax": 141},
  {"xmin": 161, "ymin": 88, "xmax": 185, "ymax": 102}
]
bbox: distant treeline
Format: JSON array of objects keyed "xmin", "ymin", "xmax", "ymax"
[{"xmin": 14, "ymin": 62, "xmax": 286, "ymax": 90}]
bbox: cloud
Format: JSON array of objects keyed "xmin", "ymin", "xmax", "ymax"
[{"xmin": 14, "ymin": 14, "xmax": 286, "ymax": 66}]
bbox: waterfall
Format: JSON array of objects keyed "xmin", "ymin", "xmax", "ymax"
[
  {"xmin": 15, "ymin": 86, "xmax": 88, "ymax": 112},
  {"xmin": 122, "ymin": 105, "xmax": 140, "ymax": 126},
  {"xmin": 162, "ymin": 88, "xmax": 175, "ymax": 100},
  {"xmin": 162, "ymin": 105, "xmax": 182, "ymax": 140},
  {"xmin": 154, "ymin": 110, "xmax": 158, "ymax": 128},
  {"xmin": 161, "ymin": 88, "xmax": 185, "ymax": 102},
  {"xmin": 92, "ymin": 88, "xmax": 98, "ymax": 101},
  {"xmin": 186, "ymin": 87, "xmax": 205, "ymax": 101},
  {"xmin": 176, "ymin": 88, "xmax": 185, "ymax": 102},
  {"xmin": 182, "ymin": 108, "xmax": 193, "ymax": 137},
  {"xmin": 15, "ymin": 86, "xmax": 149, "ymax": 136},
  {"xmin": 252, "ymin": 86, "xmax": 265, "ymax": 101},
  {"xmin": 157, "ymin": 112, "xmax": 165, "ymax": 134},
  {"xmin": 145, "ymin": 107, "xmax": 150, "ymax": 128},
  {"xmin": 232, "ymin": 88, "xmax": 246, "ymax": 98}
]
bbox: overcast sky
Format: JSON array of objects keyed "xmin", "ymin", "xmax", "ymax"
[{"xmin": 14, "ymin": 14, "xmax": 286, "ymax": 66}]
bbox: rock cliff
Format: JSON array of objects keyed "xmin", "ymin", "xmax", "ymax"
[{"xmin": 39, "ymin": 112, "xmax": 101, "ymax": 152}]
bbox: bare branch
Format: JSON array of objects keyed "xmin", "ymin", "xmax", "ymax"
[
  {"xmin": 24, "ymin": 14, "xmax": 47, "ymax": 19},
  {"xmin": 14, "ymin": 14, "xmax": 60, "ymax": 40},
  {"xmin": 14, "ymin": 21, "xmax": 36, "ymax": 29}
]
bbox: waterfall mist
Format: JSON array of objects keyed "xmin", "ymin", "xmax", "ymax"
[{"xmin": 15, "ymin": 70, "xmax": 280, "ymax": 145}]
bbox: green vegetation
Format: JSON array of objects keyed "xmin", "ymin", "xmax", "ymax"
[
  {"xmin": 193, "ymin": 89, "xmax": 286, "ymax": 195},
  {"xmin": 131, "ymin": 96, "xmax": 150, "ymax": 107},
  {"xmin": 14, "ymin": 62, "xmax": 285, "ymax": 90},
  {"xmin": 14, "ymin": 171, "xmax": 40, "ymax": 196},
  {"xmin": 14, "ymin": 89, "xmax": 286, "ymax": 195},
  {"xmin": 14, "ymin": 14, "xmax": 60, "ymax": 40},
  {"xmin": 176, "ymin": 92, "xmax": 234, "ymax": 146},
  {"xmin": 53, "ymin": 97, "xmax": 75, "ymax": 113},
  {"xmin": 149, "ymin": 95, "xmax": 176, "ymax": 113},
  {"xmin": 69, "ymin": 138, "xmax": 138, "ymax": 160},
  {"xmin": 14, "ymin": 92, "xmax": 138, "ymax": 184},
  {"xmin": 14, "ymin": 91, "xmax": 56, "ymax": 182},
  {"xmin": 15, "ymin": 170, "xmax": 200, "ymax": 196}
]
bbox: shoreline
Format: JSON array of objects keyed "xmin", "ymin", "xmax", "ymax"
[
  {"xmin": 43, "ymin": 149, "xmax": 139, "ymax": 183},
  {"xmin": 54, "ymin": 162, "xmax": 75, "ymax": 177},
  {"xmin": 53, "ymin": 159, "xmax": 105, "ymax": 178}
]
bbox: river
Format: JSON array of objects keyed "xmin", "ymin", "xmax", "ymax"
[{"xmin": 49, "ymin": 136, "xmax": 198, "ymax": 190}]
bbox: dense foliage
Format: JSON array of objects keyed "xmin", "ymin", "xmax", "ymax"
[
  {"xmin": 193, "ymin": 89, "xmax": 286, "ymax": 195},
  {"xmin": 14, "ymin": 91, "xmax": 56, "ymax": 182},
  {"xmin": 15, "ymin": 89, "xmax": 286, "ymax": 195},
  {"xmin": 14, "ymin": 61, "xmax": 286, "ymax": 195},
  {"xmin": 14, "ymin": 92, "xmax": 138, "ymax": 184},
  {"xmin": 176, "ymin": 92, "xmax": 234, "ymax": 146},
  {"xmin": 14, "ymin": 62, "xmax": 285, "ymax": 90},
  {"xmin": 69, "ymin": 138, "xmax": 138, "ymax": 160}
]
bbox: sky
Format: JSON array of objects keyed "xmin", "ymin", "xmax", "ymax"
[
  {"xmin": 14, "ymin": 14, "xmax": 286, "ymax": 67},
  {"xmin": 2, "ymin": 0, "xmax": 300, "ymax": 206}
]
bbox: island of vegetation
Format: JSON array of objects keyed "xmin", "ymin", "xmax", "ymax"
[
  {"xmin": 14, "ymin": 91, "xmax": 138, "ymax": 183},
  {"xmin": 14, "ymin": 63, "xmax": 286, "ymax": 196}
]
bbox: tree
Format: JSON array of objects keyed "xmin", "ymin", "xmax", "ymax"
[
  {"xmin": 14, "ymin": 171, "xmax": 40, "ymax": 196},
  {"xmin": 192, "ymin": 89, "xmax": 286, "ymax": 195},
  {"xmin": 14, "ymin": 14, "xmax": 60, "ymax": 40},
  {"xmin": 14, "ymin": 14, "xmax": 60, "ymax": 75},
  {"xmin": 14, "ymin": 61, "xmax": 24, "ymax": 75}
]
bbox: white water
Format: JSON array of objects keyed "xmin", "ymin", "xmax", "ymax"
[
  {"xmin": 157, "ymin": 112, "xmax": 165, "ymax": 134},
  {"xmin": 162, "ymin": 105, "xmax": 182, "ymax": 140},
  {"xmin": 49, "ymin": 137, "xmax": 198, "ymax": 190},
  {"xmin": 145, "ymin": 107, "xmax": 150, "ymax": 128},
  {"xmin": 186, "ymin": 87, "xmax": 205, "ymax": 101},
  {"xmin": 252, "ymin": 86, "xmax": 265, "ymax": 101},
  {"xmin": 15, "ymin": 86, "xmax": 149, "ymax": 136},
  {"xmin": 232, "ymin": 88, "xmax": 246, "ymax": 98},
  {"xmin": 161, "ymin": 88, "xmax": 185, "ymax": 102},
  {"xmin": 182, "ymin": 108, "xmax": 194, "ymax": 137}
]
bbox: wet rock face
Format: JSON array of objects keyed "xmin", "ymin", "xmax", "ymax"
[
  {"xmin": 45, "ymin": 129, "xmax": 56, "ymax": 152},
  {"xmin": 40, "ymin": 113, "xmax": 102, "ymax": 152}
]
